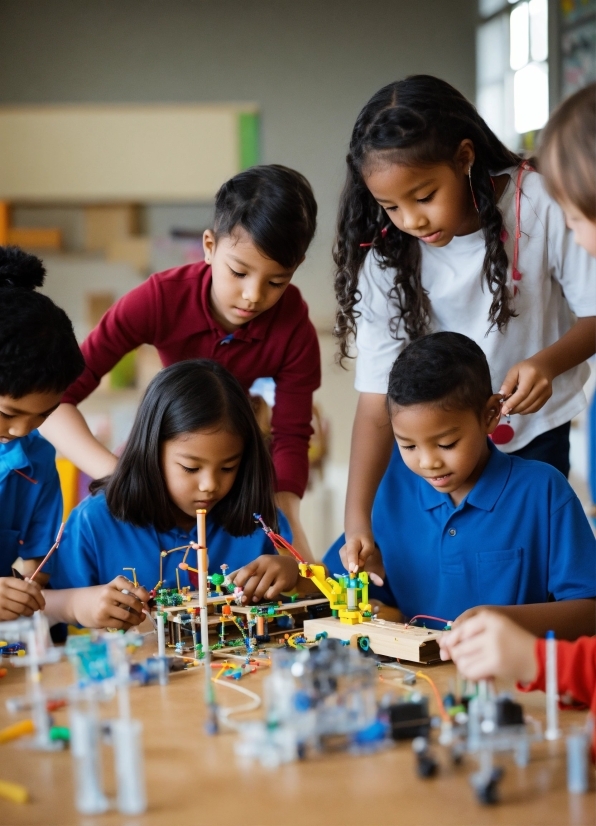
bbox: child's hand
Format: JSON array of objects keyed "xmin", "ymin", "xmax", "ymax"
[
  {"xmin": 0, "ymin": 577, "xmax": 45, "ymax": 620},
  {"xmin": 72, "ymin": 576, "xmax": 150, "ymax": 630},
  {"xmin": 499, "ymin": 357, "xmax": 553, "ymax": 416},
  {"xmin": 229, "ymin": 556, "xmax": 300, "ymax": 604},
  {"xmin": 341, "ymin": 532, "xmax": 377, "ymax": 576},
  {"xmin": 439, "ymin": 609, "xmax": 538, "ymax": 683},
  {"xmin": 340, "ymin": 540, "xmax": 385, "ymax": 586}
]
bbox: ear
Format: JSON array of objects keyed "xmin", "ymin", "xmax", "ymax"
[
  {"xmin": 484, "ymin": 393, "xmax": 502, "ymax": 435},
  {"xmin": 203, "ymin": 229, "xmax": 216, "ymax": 264},
  {"xmin": 455, "ymin": 139, "xmax": 476, "ymax": 175}
]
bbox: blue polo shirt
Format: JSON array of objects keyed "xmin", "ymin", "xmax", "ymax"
[
  {"xmin": 0, "ymin": 431, "xmax": 62, "ymax": 576},
  {"xmin": 49, "ymin": 491, "xmax": 290, "ymax": 592},
  {"xmin": 323, "ymin": 442, "xmax": 596, "ymax": 624}
]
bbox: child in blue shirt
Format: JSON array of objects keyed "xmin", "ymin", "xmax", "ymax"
[
  {"xmin": 0, "ymin": 246, "xmax": 84, "ymax": 619},
  {"xmin": 46, "ymin": 359, "xmax": 301, "ymax": 629},
  {"xmin": 324, "ymin": 332, "xmax": 596, "ymax": 638}
]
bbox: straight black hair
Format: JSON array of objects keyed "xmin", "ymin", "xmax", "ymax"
[
  {"xmin": 213, "ymin": 164, "xmax": 317, "ymax": 269},
  {"xmin": 0, "ymin": 246, "xmax": 84, "ymax": 397},
  {"xmin": 387, "ymin": 332, "xmax": 493, "ymax": 417},
  {"xmin": 94, "ymin": 360, "xmax": 277, "ymax": 535},
  {"xmin": 335, "ymin": 75, "xmax": 523, "ymax": 363}
]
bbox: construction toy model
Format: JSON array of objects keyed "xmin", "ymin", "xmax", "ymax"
[{"xmin": 254, "ymin": 515, "xmax": 444, "ymax": 664}]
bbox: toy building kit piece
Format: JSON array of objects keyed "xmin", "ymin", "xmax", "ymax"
[
  {"xmin": 66, "ymin": 631, "xmax": 147, "ymax": 815},
  {"xmin": 3, "ymin": 613, "xmax": 63, "ymax": 751},
  {"xmin": 303, "ymin": 616, "xmax": 443, "ymax": 664},
  {"xmin": 544, "ymin": 630, "xmax": 561, "ymax": 741}
]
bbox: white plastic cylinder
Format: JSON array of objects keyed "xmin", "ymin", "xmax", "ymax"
[
  {"xmin": 545, "ymin": 631, "xmax": 561, "ymax": 740},
  {"xmin": 157, "ymin": 613, "xmax": 166, "ymax": 658},
  {"xmin": 566, "ymin": 730, "xmax": 589, "ymax": 794},
  {"xmin": 347, "ymin": 588, "xmax": 357, "ymax": 610},
  {"xmin": 112, "ymin": 718, "xmax": 147, "ymax": 815},
  {"xmin": 70, "ymin": 709, "xmax": 109, "ymax": 815}
]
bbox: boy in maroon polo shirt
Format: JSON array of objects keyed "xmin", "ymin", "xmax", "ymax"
[{"xmin": 40, "ymin": 165, "xmax": 320, "ymax": 559}]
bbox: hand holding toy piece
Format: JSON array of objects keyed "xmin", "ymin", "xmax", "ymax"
[
  {"xmin": 439, "ymin": 609, "xmax": 538, "ymax": 684},
  {"xmin": 0, "ymin": 577, "xmax": 45, "ymax": 620},
  {"xmin": 70, "ymin": 575, "xmax": 151, "ymax": 630},
  {"xmin": 229, "ymin": 555, "xmax": 300, "ymax": 604},
  {"xmin": 339, "ymin": 541, "xmax": 385, "ymax": 586}
]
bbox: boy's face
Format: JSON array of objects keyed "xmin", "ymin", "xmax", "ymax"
[
  {"xmin": 0, "ymin": 391, "xmax": 62, "ymax": 443},
  {"xmin": 203, "ymin": 227, "xmax": 301, "ymax": 333},
  {"xmin": 160, "ymin": 428, "xmax": 244, "ymax": 528},
  {"xmin": 390, "ymin": 397, "xmax": 501, "ymax": 506},
  {"xmin": 559, "ymin": 198, "xmax": 596, "ymax": 258}
]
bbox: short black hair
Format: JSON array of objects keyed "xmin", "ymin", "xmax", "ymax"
[
  {"xmin": 213, "ymin": 164, "xmax": 317, "ymax": 269},
  {"xmin": 0, "ymin": 246, "xmax": 84, "ymax": 398},
  {"xmin": 95, "ymin": 359, "xmax": 277, "ymax": 535},
  {"xmin": 387, "ymin": 332, "xmax": 493, "ymax": 417}
]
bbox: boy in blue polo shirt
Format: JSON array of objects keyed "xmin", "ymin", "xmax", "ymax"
[
  {"xmin": 0, "ymin": 246, "xmax": 84, "ymax": 620},
  {"xmin": 324, "ymin": 332, "xmax": 596, "ymax": 638}
]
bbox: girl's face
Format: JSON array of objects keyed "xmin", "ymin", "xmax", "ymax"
[
  {"xmin": 161, "ymin": 427, "xmax": 244, "ymax": 529},
  {"xmin": 363, "ymin": 141, "xmax": 479, "ymax": 246},
  {"xmin": 203, "ymin": 227, "xmax": 299, "ymax": 334},
  {"xmin": 559, "ymin": 198, "xmax": 596, "ymax": 258}
]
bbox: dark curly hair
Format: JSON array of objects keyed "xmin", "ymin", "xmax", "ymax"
[
  {"xmin": 214, "ymin": 164, "xmax": 317, "ymax": 269},
  {"xmin": 334, "ymin": 75, "xmax": 523, "ymax": 363},
  {"xmin": 0, "ymin": 246, "xmax": 84, "ymax": 397},
  {"xmin": 92, "ymin": 359, "xmax": 278, "ymax": 536}
]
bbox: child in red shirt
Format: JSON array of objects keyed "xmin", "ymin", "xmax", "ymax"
[
  {"xmin": 40, "ymin": 165, "xmax": 320, "ymax": 559},
  {"xmin": 440, "ymin": 610, "xmax": 596, "ymax": 760}
]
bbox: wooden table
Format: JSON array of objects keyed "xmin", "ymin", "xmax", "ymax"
[{"xmin": 0, "ymin": 639, "xmax": 593, "ymax": 826}]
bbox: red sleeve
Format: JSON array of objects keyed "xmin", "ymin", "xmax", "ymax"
[
  {"xmin": 270, "ymin": 303, "xmax": 321, "ymax": 498},
  {"xmin": 62, "ymin": 276, "xmax": 160, "ymax": 405},
  {"xmin": 520, "ymin": 637, "xmax": 596, "ymax": 709}
]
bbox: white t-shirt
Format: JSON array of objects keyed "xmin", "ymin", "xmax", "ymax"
[{"xmin": 354, "ymin": 168, "xmax": 596, "ymax": 452}]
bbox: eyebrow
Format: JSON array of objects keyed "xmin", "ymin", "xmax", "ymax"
[
  {"xmin": 228, "ymin": 254, "xmax": 292, "ymax": 278},
  {"xmin": 394, "ymin": 426, "xmax": 460, "ymax": 441},
  {"xmin": 177, "ymin": 452, "xmax": 243, "ymax": 463},
  {"xmin": 375, "ymin": 179, "xmax": 435, "ymax": 204},
  {"xmin": 2, "ymin": 402, "xmax": 60, "ymax": 417}
]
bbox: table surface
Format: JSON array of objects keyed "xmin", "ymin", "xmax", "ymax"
[{"xmin": 0, "ymin": 636, "xmax": 593, "ymax": 826}]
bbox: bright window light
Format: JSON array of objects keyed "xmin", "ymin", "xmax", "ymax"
[
  {"xmin": 514, "ymin": 62, "xmax": 549, "ymax": 133},
  {"xmin": 510, "ymin": 2, "xmax": 529, "ymax": 70},
  {"xmin": 529, "ymin": 0, "xmax": 548, "ymax": 62}
]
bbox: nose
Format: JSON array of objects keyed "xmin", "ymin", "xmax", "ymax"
[
  {"xmin": 418, "ymin": 450, "xmax": 443, "ymax": 471},
  {"xmin": 241, "ymin": 279, "xmax": 264, "ymax": 306},
  {"xmin": 401, "ymin": 207, "xmax": 427, "ymax": 233},
  {"xmin": 197, "ymin": 470, "xmax": 217, "ymax": 494},
  {"xmin": 8, "ymin": 420, "xmax": 29, "ymax": 438}
]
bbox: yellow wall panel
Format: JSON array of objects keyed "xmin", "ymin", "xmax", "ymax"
[{"xmin": 0, "ymin": 105, "xmax": 257, "ymax": 202}]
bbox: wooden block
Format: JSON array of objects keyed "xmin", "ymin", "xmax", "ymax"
[
  {"xmin": 106, "ymin": 236, "xmax": 150, "ymax": 272},
  {"xmin": 303, "ymin": 616, "xmax": 443, "ymax": 664},
  {"xmin": 6, "ymin": 226, "xmax": 62, "ymax": 249},
  {"xmin": 83, "ymin": 205, "xmax": 140, "ymax": 252}
]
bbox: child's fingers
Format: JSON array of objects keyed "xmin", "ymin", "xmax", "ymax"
[
  {"xmin": 239, "ymin": 574, "xmax": 261, "ymax": 604},
  {"xmin": 507, "ymin": 383, "xmax": 551, "ymax": 415},
  {"xmin": 251, "ymin": 568, "xmax": 278, "ymax": 603},
  {"xmin": 0, "ymin": 582, "xmax": 44, "ymax": 614},
  {"xmin": 229, "ymin": 561, "xmax": 259, "ymax": 589},
  {"xmin": 0, "ymin": 598, "xmax": 36, "ymax": 619},
  {"xmin": 498, "ymin": 366, "xmax": 520, "ymax": 403},
  {"xmin": 341, "ymin": 537, "xmax": 374, "ymax": 573}
]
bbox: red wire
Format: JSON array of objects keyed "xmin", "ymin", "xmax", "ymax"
[{"xmin": 405, "ymin": 614, "xmax": 449, "ymax": 628}]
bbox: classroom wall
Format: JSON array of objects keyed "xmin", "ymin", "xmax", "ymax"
[{"xmin": 0, "ymin": 0, "xmax": 477, "ymax": 329}]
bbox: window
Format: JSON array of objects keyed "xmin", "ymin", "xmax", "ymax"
[{"xmin": 477, "ymin": 0, "xmax": 549, "ymax": 148}]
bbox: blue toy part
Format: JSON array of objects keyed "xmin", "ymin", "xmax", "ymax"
[{"xmin": 65, "ymin": 637, "xmax": 114, "ymax": 684}]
